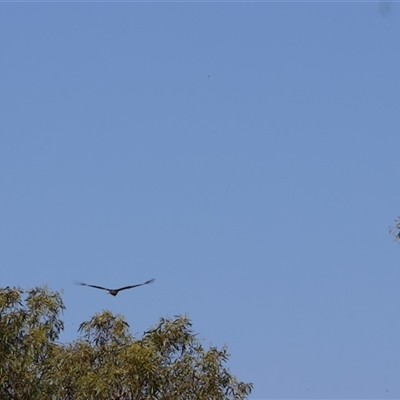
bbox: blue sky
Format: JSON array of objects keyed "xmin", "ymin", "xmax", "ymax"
[{"xmin": 1, "ymin": 2, "xmax": 399, "ymax": 399}]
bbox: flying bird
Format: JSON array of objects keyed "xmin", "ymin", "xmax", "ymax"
[{"xmin": 75, "ymin": 278, "xmax": 155, "ymax": 296}]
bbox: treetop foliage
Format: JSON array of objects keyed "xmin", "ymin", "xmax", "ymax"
[
  {"xmin": 389, "ymin": 216, "xmax": 400, "ymax": 242},
  {"xmin": 0, "ymin": 286, "xmax": 252, "ymax": 400}
]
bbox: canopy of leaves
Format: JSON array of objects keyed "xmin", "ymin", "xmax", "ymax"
[
  {"xmin": 389, "ymin": 216, "xmax": 400, "ymax": 242},
  {"xmin": 0, "ymin": 286, "xmax": 252, "ymax": 400}
]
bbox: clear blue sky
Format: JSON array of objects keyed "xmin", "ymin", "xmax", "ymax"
[{"xmin": 1, "ymin": 2, "xmax": 399, "ymax": 398}]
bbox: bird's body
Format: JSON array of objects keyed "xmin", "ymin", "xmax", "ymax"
[{"xmin": 75, "ymin": 278, "xmax": 155, "ymax": 296}]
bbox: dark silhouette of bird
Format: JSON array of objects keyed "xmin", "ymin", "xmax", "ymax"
[{"xmin": 75, "ymin": 278, "xmax": 155, "ymax": 296}]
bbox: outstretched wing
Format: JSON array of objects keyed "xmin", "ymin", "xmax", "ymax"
[
  {"xmin": 75, "ymin": 281, "xmax": 111, "ymax": 292},
  {"xmin": 115, "ymin": 278, "xmax": 155, "ymax": 292}
]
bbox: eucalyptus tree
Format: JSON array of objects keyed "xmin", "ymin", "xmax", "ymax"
[{"xmin": 0, "ymin": 286, "xmax": 252, "ymax": 400}]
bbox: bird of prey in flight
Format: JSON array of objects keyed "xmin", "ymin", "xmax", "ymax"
[{"xmin": 75, "ymin": 278, "xmax": 155, "ymax": 296}]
